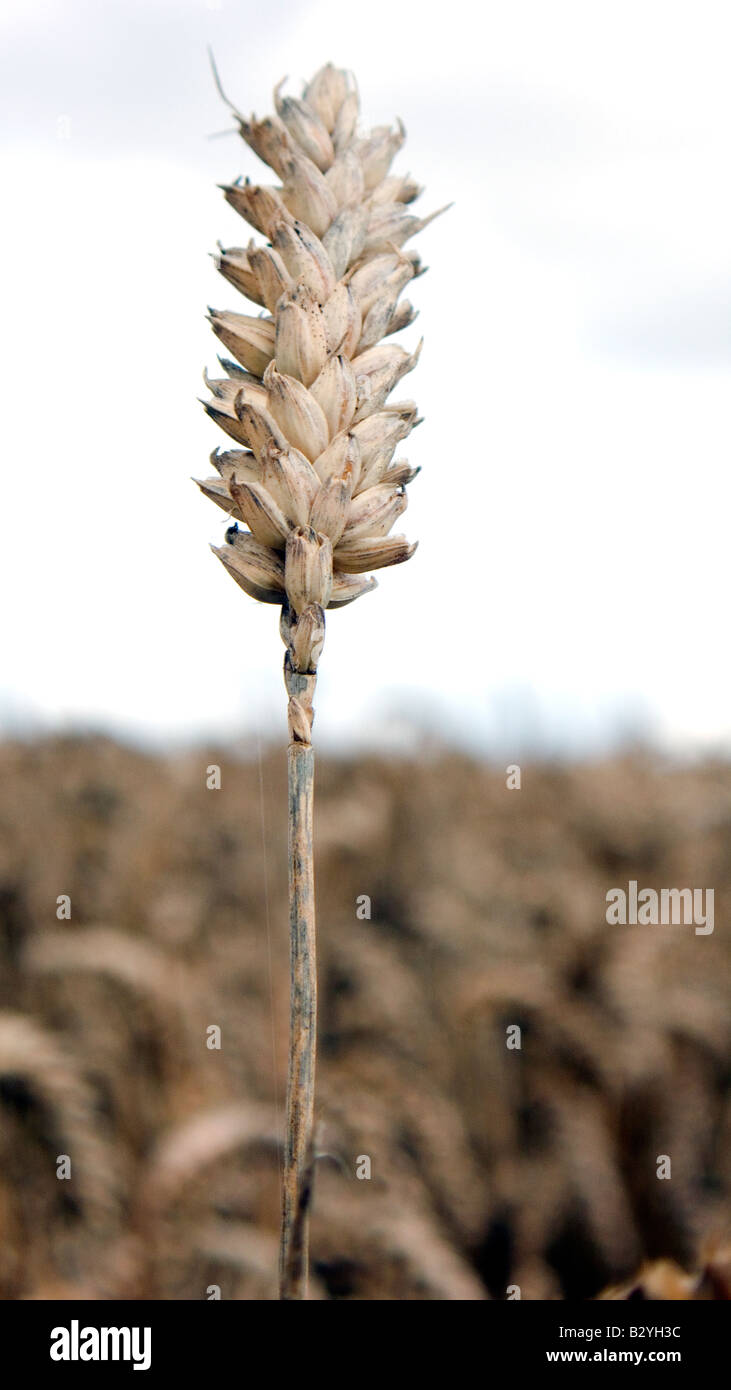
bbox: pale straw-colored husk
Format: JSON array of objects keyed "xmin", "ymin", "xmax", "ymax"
[{"xmin": 198, "ymin": 60, "xmax": 443, "ymax": 1299}]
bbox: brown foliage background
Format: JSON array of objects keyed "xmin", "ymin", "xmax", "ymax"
[{"xmin": 0, "ymin": 736, "xmax": 729, "ymax": 1300}]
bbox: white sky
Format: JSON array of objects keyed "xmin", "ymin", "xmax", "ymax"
[{"xmin": 1, "ymin": 0, "xmax": 729, "ymax": 755}]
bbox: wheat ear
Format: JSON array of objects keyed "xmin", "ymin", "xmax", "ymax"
[{"xmin": 199, "ymin": 61, "xmax": 442, "ymax": 1299}]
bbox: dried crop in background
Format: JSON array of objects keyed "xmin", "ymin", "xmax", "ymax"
[{"xmin": 0, "ymin": 737, "xmax": 729, "ymax": 1300}]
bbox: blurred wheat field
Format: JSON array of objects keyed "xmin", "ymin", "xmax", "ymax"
[{"xmin": 0, "ymin": 736, "xmax": 729, "ymax": 1300}]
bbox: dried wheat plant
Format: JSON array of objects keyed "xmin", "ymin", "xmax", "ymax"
[{"xmin": 197, "ymin": 60, "xmax": 444, "ymax": 1299}]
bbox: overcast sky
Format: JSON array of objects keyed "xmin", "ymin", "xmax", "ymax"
[{"xmin": 1, "ymin": 0, "xmax": 729, "ymax": 756}]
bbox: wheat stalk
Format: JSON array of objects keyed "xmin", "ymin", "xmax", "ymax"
[{"xmin": 198, "ymin": 60, "xmax": 442, "ymax": 1299}]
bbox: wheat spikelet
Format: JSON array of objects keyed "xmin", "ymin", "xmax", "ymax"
[
  {"xmin": 0, "ymin": 1011, "xmax": 122, "ymax": 1289},
  {"xmin": 24, "ymin": 926, "xmax": 190, "ymax": 1010},
  {"xmin": 194, "ymin": 1220, "xmax": 328, "ymax": 1300},
  {"xmin": 130, "ymin": 1102, "xmax": 280, "ymax": 1298},
  {"xmin": 598, "ymin": 1260, "xmax": 698, "ymax": 1301},
  {"xmin": 0, "ymin": 1013, "xmax": 105, "ymax": 1185},
  {"xmin": 198, "ymin": 61, "xmax": 444, "ymax": 1298},
  {"xmin": 23, "ymin": 926, "xmax": 203, "ymax": 1145},
  {"xmin": 196, "ymin": 1220, "xmax": 279, "ymax": 1279},
  {"xmin": 312, "ymin": 1177, "xmax": 486, "ymax": 1300},
  {"xmin": 199, "ymin": 61, "xmax": 442, "ymax": 721},
  {"xmin": 140, "ymin": 1101, "xmax": 280, "ymax": 1212}
]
